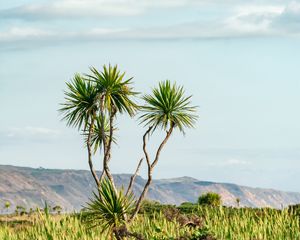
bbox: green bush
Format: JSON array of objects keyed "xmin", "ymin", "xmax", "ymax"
[
  {"xmin": 198, "ymin": 192, "xmax": 221, "ymax": 207},
  {"xmin": 178, "ymin": 202, "xmax": 198, "ymax": 214},
  {"xmin": 139, "ymin": 200, "xmax": 174, "ymax": 214}
]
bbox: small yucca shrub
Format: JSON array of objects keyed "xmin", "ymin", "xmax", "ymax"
[{"xmin": 82, "ymin": 179, "xmax": 135, "ymax": 238}]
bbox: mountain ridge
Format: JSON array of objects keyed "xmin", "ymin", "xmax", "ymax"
[{"xmin": 0, "ymin": 165, "xmax": 300, "ymax": 213}]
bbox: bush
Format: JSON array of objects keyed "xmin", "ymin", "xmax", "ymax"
[
  {"xmin": 198, "ymin": 192, "xmax": 221, "ymax": 207},
  {"xmin": 139, "ymin": 199, "xmax": 174, "ymax": 214},
  {"xmin": 178, "ymin": 202, "xmax": 198, "ymax": 214}
]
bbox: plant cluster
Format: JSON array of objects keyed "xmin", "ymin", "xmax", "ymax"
[{"xmin": 59, "ymin": 64, "xmax": 197, "ymax": 238}]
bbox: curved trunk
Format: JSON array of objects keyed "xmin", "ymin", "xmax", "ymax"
[
  {"xmin": 130, "ymin": 126, "xmax": 173, "ymax": 221},
  {"xmin": 126, "ymin": 158, "xmax": 143, "ymax": 197},
  {"xmin": 87, "ymin": 116, "xmax": 100, "ymax": 187},
  {"xmin": 102, "ymin": 108, "xmax": 117, "ymax": 193}
]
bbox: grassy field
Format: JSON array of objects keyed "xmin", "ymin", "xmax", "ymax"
[{"xmin": 0, "ymin": 205, "xmax": 299, "ymax": 240}]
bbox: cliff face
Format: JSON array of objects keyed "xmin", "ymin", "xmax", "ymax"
[{"xmin": 1, "ymin": 165, "xmax": 300, "ymax": 213}]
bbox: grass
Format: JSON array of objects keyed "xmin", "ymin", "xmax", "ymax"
[
  {"xmin": 0, "ymin": 205, "xmax": 299, "ymax": 239},
  {"xmin": 198, "ymin": 206, "xmax": 300, "ymax": 239}
]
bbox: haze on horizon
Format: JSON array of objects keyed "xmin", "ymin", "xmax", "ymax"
[{"xmin": 1, "ymin": 0, "xmax": 300, "ymax": 192}]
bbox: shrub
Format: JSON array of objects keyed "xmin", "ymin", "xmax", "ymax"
[
  {"xmin": 139, "ymin": 200, "xmax": 174, "ymax": 214},
  {"xmin": 198, "ymin": 192, "xmax": 221, "ymax": 207},
  {"xmin": 178, "ymin": 202, "xmax": 198, "ymax": 214}
]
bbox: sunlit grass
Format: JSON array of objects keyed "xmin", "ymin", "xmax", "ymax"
[{"xmin": 0, "ymin": 206, "xmax": 299, "ymax": 239}]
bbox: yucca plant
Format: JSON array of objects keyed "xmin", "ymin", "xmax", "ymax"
[{"xmin": 83, "ymin": 179, "xmax": 135, "ymax": 239}]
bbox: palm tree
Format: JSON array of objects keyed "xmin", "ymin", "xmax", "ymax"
[
  {"xmin": 85, "ymin": 65, "xmax": 138, "ymax": 192},
  {"xmin": 236, "ymin": 198, "xmax": 240, "ymax": 208},
  {"xmin": 60, "ymin": 65, "xmax": 137, "ymax": 193},
  {"xmin": 4, "ymin": 201, "xmax": 10, "ymax": 224},
  {"xmin": 130, "ymin": 80, "xmax": 197, "ymax": 220},
  {"xmin": 52, "ymin": 205, "xmax": 62, "ymax": 214},
  {"xmin": 59, "ymin": 74, "xmax": 100, "ymax": 186},
  {"xmin": 4, "ymin": 201, "xmax": 10, "ymax": 213}
]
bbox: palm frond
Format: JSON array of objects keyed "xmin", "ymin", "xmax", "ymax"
[
  {"xmin": 139, "ymin": 80, "xmax": 198, "ymax": 133},
  {"xmin": 59, "ymin": 74, "xmax": 98, "ymax": 130},
  {"xmin": 85, "ymin": 65, "xmax": 139, "ymax": 117},
  {"xmin": 82, "ymin": 115, "xmax": 117, "ymax": 154}
]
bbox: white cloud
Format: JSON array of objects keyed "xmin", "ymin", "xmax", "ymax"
[
  {"xmin": 0, "ymin": 27, "xmax": 55, "ymax": 42},
  {"xmin": 7, "ymin": 126, "xmax": 60, "ymax": 137},
  {"xmin": 206, "ymin": 158, "xmax": 252, "ymax": 167},
  {"xmin": 224, "ymin": 5, "xmax": 284, "ymax": 36},
  {"xmin": 0, "ymin": 27, "xmax": 129, "ymax": 44},
  {"xmin": 0, "ymin": 1, "xmax": 138, "ymax": 19},
  {"xmin": 2, "ymin": 0, "xmax": 283, "ymax": 20},
  {"xmin": 225, "ymin": 2, "xmax": 300, "ymax": 36},
  {"xmin": 224, "ymin": 159, "xmax": 251, "ymax": 166},
  {"xmin": 2, "ymin": 126, "xmax": 60, "ymax": 143},
  {"xmin": 271, "ymin": 1, "xmax": 300, "ymax": 32},
  {"xmin": 0, "ymin": 0, "xmax": 191, "ymax": 20}
]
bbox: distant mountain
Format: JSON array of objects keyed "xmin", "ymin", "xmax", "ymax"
[{"xmin": 1, "ymin": 165, "xmax": 300, "ymax": 213}]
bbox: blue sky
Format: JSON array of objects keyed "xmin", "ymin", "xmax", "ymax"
[{"xmin": 1, "ymin": 0, "xmax": 300, "ymax": 192}]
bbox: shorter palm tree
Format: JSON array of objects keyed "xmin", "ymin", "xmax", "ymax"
[
  {"xmin": 236, "ymin": 198, "xmax": 241, "ymax": 208},
  {"xmin": 130, "ymin": 80, "xmax": 197, "ymax": 220},
  {"xmin": 4, "ymin": 201, "xmax": 10, "ymax": 224},
  {"xmin": 4, "ymin": 201, "xmax": 10, "ymax": 213}
]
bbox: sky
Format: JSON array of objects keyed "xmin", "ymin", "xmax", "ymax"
[{"xmin": 1, "ymin": 0, "xmax": 300, "ymax": 192}]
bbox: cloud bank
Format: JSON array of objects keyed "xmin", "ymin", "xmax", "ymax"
[
  {"xmin": 0, "ymin": 0, "xmax": 300, "ymax": 48},
  {"xmin": 0, "ymin": 0, "xmax": 192, "ymax": 20}
]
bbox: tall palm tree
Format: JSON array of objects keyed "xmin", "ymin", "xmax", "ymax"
[
  {"xmin": 60, "ymin": 65, "xmax": 137, "ymax": 193},
  {"xmin": 85, "ymin": 65, "xmax": 138, "ymax": 192},
  {"xmin": 59, "ymin": 74, "xmax": 100, "ymax": 186},
  {"xmin": 130, "ymin": 80, "xmax": 197, "ymax": 220}
]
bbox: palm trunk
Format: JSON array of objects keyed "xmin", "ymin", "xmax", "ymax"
[
  {"xmin": 102, "ymin": 108, "xmax": 117, "ymax": 193},
  {"xmin": 99, "ymin": 152, "xmax": 111, "ymax": 184},
  {"xmin": 130, "ymin": 125, "xmax": 173, "ymax": 221},
  {"xmin": 98, "ymin": 95, "xmax": 111, "ymax": 191},
  {"xmin": 99, "ymin": 168, "xmax": 106, "ymax": 184},
  {"xmin": 87, "ymin": 116, "xmax": 100, "ymax": 187},
  {"xmin": 126, "ymin": 158, "xmax": 143, "ymax": 197}
]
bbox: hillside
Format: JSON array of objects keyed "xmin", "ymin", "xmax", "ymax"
[{"xmin": 0, "ymin": 165, "xmax": 300, "ymax": 213}]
